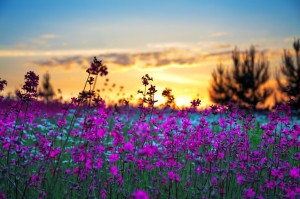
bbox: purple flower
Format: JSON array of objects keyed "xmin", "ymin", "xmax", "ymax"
[
  {"xmin": 0, "ymin": 192, "xmax": 5, "ymax": 199},
  {"xmin": 168, "ymin": 171, "xmax": 176, "ymax": 180},
  {"xmin": 271, "ymin": 168, "xmax": 279, "ymax": 177},
  {"xmin": 86, "ymin": 57, "xmax": 108, "ymax": 76},
  {"xmin": 131, "ymin": 190, "xmax": 149, "ymax": 199},
  {"xmin": 211, "ymin": 177, "xmax": 218, "ymax": 186},
  {"xmin": 110, "ymin": 165, "xmax": 118, "ymax": 176},
  {"xmin": 49, "ymin": 148, "xmax": 61, "ymax": 159},
  {"xmin": 124, "ymin": 142, "xmax": 134, "ymax": 151},
  {"xmin": 290, "ymin": 167, "xmax": 299, "ymax": 179},
  {"xmin": 190, "ymin": 98, "xmax": 201, "ymax": 108},
  {"xmin": 243, "ymin": 188, "xmax": 255, "ymax": 198},
  {"xmin": 237, "ymin": 176, "xmax": 243, "ymax": 184},
  {"xmin": 109, "ymin": 154, "xmax": 119, "ymax": 163}
]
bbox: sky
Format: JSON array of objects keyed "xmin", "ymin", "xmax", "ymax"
[{"xmin": 0, "ymin": 0, "xmax": 299, "ymax": 107}]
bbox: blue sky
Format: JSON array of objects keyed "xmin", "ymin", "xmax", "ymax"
[
  {"xmin": 0, "ymin": 0, "xmax": 299, "ymax": 106},
  {"xmin": 1, "ymin": 0, "xmax": 299, "ymax": 49}
]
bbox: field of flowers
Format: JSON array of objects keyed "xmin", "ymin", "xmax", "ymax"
[{"xmin": 0, "ymin": 58, "xmax": 299, "ymax": 199}]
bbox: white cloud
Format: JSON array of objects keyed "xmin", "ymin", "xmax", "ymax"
[
  {"xmin": 41, "ymin": 34, "xmax": 58, "ymax": 39},
  {"xmin": 209, "ymin": 32, "xmax": 229, "ymax": 38}
]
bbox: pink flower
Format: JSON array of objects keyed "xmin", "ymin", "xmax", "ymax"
[
  {"xmin": 85, "ymin": 159, "xmax": 92, "ymax": 170},
  {"xmin": 109, "ymin": 154, "xmax": 119, "ymax": 163},
  {"xmin": 101, "ymin": 190, "xmax": 106, "ymax": 199},
  {"xmin": 243, "ymin": 188, "xmax": 255, "ymax": 198},
  {"xmin": 65, "ymin": 169, "xmax": 71, "ymax": 174},
  {"xmin": 96, "ymin": 158, "xmax": 103, "ymax": 169},
  {"xmin": 175, "ymin": 174, "xmax": 181, "ymax": 182},
  {"xmin": 124, "ymin": 142, "xmax": 134, "ymax": 151},
  {"xmin": 185, "ymin": 180, "xmax": 191, "ymax": 187},
  {"xmin": 211, "ymin": 177, "xmax": 218, "ymax": 186},
  {"xmin": 131, "ymin": 190, "xmax": 149, "ymax": 199},
  {"xmin": 0, "ymin": 193, "xmax": 5, "ymax": 199},
  {"xmin": 230, "ymin": 162, "xmax": 236, "ymax": 169},
  {"xmin": 260, "ymin": 157, "xmax": 267, "ymax": 164},
  {"xmin": 196, "ymin": 167, "xmax": 202, "ymax": 174},
  {"xmin": 110, "ymin": 165, "xmax": 118, "ymax": 176},
  {"xmin": 290, "ymin": 167, "xmax": 299, "ymax": 179},
  {"xmin": 257, "ymin": 195, "xmax": 264, "ymax": 199},
  {"xmin": 49, "ymin": 148, "xmax": 61, "ymax": 159},
  {"xmin": 286, "ymin": 188, "xmax": 295, "ymax": 199},
  {"xmin": 271, "ymin": 168, "xmax": 279, "ymax": 177},
  {"xmin": 237, "ymin": 176, "xmax": 243, "ymax": 184},
  {"xmin": 266, "ymin": 180, "xmax": 276, "ymax": 189},
  {"xmin": 218, "ymin": 151, "xmax": 225, "ymax": 159},
  {"xmin": 168, "ymin": 171, "xmax": 176, "ymax": 180}
]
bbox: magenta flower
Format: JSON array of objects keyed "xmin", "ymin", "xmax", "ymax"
[
  {"xmin": 257, "ymin": 195, "xmax": 264, "ymax": 199},
  {"xmin": 271, "ymin": 168, "xmax": 279, "ymax": 177},
  {"xmin": 285, "ymin": 188, "xmax": 296, "ymax": 199},
  {"xmin": 65, "ymin": 169, "xmax": 71, "ymax": 174},
  {"xmin": 131, "ymin": 190, "xmax": 149, "ymax": 199},
  {"xmin": 85, "ymin": 159, "xmax": 92, "ymax": 170},
  {"xmin": 290, "ymin": 167, "xmax": 300, "ymax": 179},
  {"xmin": 101, "ymin": 190, "xmax": 106, "ymax": 198},
  {"xmin": 124, "ymin": 142, "xmax": 134, "ymax": 151},
  {"xmin": 0, "ymin": 192, "xmax": 5, "ymax": 199},
  {"xmin": 196, "ymin": 167, "xmax": 202, "ymax": 174},
  {"xmin": 96, "ymin": 158, "xmax": 103, "ymax": 169},
  {"xmin": 243, "ymin": 188, "xmax": 255, "ymax": 198},
  {"xmin": 110, "ymin": 165, "xmax": 118, "ymax": 176},
  {"xmin": 168, "ymin": 171, "xmax": 176, "ymax": 180},
  {"xmin": 237, "ymin": 176, "xmax": 243, "ymax": 184},
  {"xmin": 211, "ymin": 177, "xmax": 218, "ymax": 186},
  {"xmin": 109, "ymin": 154, "xmax": 119, "ymax": 163},
  {"xmin": 49, "ymin": 148, "xmax": 61, "ymax": 159}
]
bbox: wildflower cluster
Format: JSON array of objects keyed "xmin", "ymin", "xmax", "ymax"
[
  {"xmin": 137, "ymin": 74, "xmax": 157, "ymax": 118},
  {"xmin": 77, "ymin": 57, "xmax": 108, "ymax": 105},
  {"xmin": 0, "ymin": 59, "xmax": 299, "ymax": 199},
  {"xmin": 86, "ymin": 57, "xmax": 108, "ymax": 76},
  {"xmin": 15, "ymin": 71, "xmax": 39, "ymax": 102}
]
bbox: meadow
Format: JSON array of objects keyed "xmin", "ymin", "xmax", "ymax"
[{"xmin": 0, "ymin": 58, "xmax": 299, "ymax": 199}]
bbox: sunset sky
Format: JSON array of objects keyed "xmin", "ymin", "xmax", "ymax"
[{"xmin": 0, "ymin": 0, "xmax": 299, "ymax": 107}]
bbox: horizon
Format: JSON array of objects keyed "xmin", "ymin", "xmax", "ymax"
[{"xmin": 0, "ymin": 0, "xmax": 300, "ymax": 107}]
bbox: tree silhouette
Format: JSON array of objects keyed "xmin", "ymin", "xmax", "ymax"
[
  {"xmin": 209, "ymin": 64, "xmax": 232, "ymax": 105},
  {"xmin": 162, "ymin": 88, "xmax": 176, "ymax": 108},
  {"xmin": 276, "ymin": 39, "xmax": 300, "ymax": 109},
  {"xmin": 39, "ymin": 72, "xmax": 55, "ymax": 103},
  {"xmin": 209, "ymin": 46, "xmax": 273, "ymax": 109}
]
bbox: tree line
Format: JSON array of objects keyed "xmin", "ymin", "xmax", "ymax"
[
  {"xmin": 209, "ymin": 39, "xmax": 300, "ymax": 110},
  {"xmin": 37, "ymin": 39, "xmax": 300, "ymax": 110}
]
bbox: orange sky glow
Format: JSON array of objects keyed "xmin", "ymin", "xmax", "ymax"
[{"xmin": 0, "ymin": 1, "xmax": 299, "ymax": 108}]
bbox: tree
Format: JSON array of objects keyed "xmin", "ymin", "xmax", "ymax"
[
  {"xmin": 276, "ymin": 39, "xmax": 300, "ymax": 109},
  {"xmin": 209, "ymin": 64, "xmax": 232, "ymax": 105},
  {"xmin": 39, "ymin": 72, "xmax": 55, "ymax": 103},
  {"xmin": 209, "ymin": 46, "xmax": 273, "ymax": 109}
]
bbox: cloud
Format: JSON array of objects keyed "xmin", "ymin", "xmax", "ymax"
[
  {"xmin": 209, "ymin": 32, "xmax": 229, "ymax": 38},
  {"xmin": 146, "ymin": 42, "xmax": 189, "ymax": 49},
  {"xmin": 33, "ymin": 56, "xmax": 90, "ymax": 70},
  {"xmin": 211, "ymin": 44, "xmax": 232, "ymax": 50},
  {"xmin": 32, "ymin": 34, "xmax": 59, "ymax": 45},
  {"xmin": 155, "ymin": 73, "xmax": 198, "ymax": 85},
  {"xmin": 28, "ymin": 48, "xmax": 234, "ymax": 71},
  {"xmin": 0, "ymin": 49, "xmax": 132, "ymax": 57},
  {"xmin": 2, "ymin": 43, "xmax": 280, "ymax": 72},
  {"xmin": 41, "ymin": 34, "xmax": 58, "ymax": 39},
  {"xmin": 32, "ymin": 39, "xmax": 47, "ymax": 45}
]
